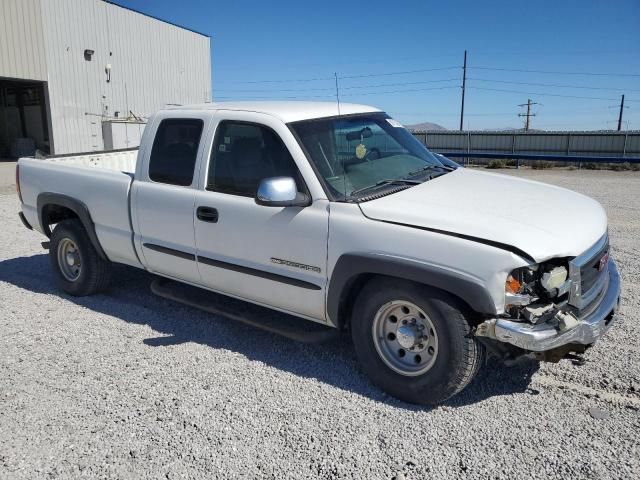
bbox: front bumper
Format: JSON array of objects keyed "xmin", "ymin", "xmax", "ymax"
[{"xmin": 479, "ymin": 259, "xmax": 620, "ymax": 352}]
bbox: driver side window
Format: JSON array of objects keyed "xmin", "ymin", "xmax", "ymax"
[{"xmin": 207, "ymin": 121, "xmax": 304, "ymax": 197}]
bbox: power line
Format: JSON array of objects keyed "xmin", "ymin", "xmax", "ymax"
[
  {"xmin": 342, "ymin": 85, "xmax": 459, "ymax": 97},
  {"xmin": 391, "ymin": 108, "xmax": 626, "ymax": 117},
  {"xmin": 391, "ymin": 111, "xmax": 519, "ymax": 117},
  {"xmin": 215, "ymin": 66, "xmax": 459, "ymax": 85},
  {"xmin": 332, "ymin": 66, "xmax": 459, "ymax": 80},
  {"xmin": 216, "ymin": 75, "xmax": 334, "ymax": 85},
  {"xmin": 468, "ymin": 86, "xmax": 637, "ymax": 102},
  {"xmin": 215, "ymin": 78, "xmax": 460, "ymax": 93},
  {"xmin": 216, "ymin": 85, "xmax": 460, "ymax": 101},
  {"xmin": 469, "ymin": 66, "xmax": 640, "ymax": 78},
  {"xmin": 215, "ymin": 63, "xmax": 640, "ymax": 87},
  {"xmin": 468, "ymin": 77, "xmax": 640, "ymax": 93}
]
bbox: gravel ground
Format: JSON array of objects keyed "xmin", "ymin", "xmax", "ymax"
[{"xmin": 1, "ymin": 167, "xmax": 639, "ymax": 479}]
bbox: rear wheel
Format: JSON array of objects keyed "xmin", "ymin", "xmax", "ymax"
[
  {"xmin": 49, "ymin": 219, "xmax": 112, "ymax": 296},
  {"xmin": 351, "ymin": 278, "xmax": 484, "ymax": 405}
]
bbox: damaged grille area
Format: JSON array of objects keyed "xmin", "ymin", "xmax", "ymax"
[
  {"xmin": 569, "ymin": 235, "xmax": 610, "ymax": 317},
  {"xmin": 581, "ymin": 240, "xmax": 609, "ymax": 292}
]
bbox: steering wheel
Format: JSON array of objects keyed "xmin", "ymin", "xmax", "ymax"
[{"xmin": 365, "ymin": 147, "xmax": 382, "ymax": 161}]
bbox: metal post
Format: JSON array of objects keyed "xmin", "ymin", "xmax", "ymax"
[
  {"xmin": 466, "ymin": 131, "xmax": 471, "ymax": 166},
  {"xmin": 617, "ymin": 94, "xmax": 625, "ymax": 131},
  {"xmin": 459, "ymin": 50, "xmax": 467, "ymax": 132}
]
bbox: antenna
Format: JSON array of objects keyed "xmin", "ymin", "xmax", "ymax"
[{"xmin": 334, "ymin": 72, "xmax": 341, "ymax": 116}]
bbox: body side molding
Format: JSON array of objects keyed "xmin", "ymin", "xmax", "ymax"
[
  {"xmin": 327, "ymin": 253, "xmax": 498, "ymax": 327},
  {"xmin": 142, "ymin": 243, "xmax": 322, "ymax": 291},
  {"xmin": 197, "ymin": 255, "xmax": 322, "ymax": 291},
  {"xmin": 143, "ymin": 243, "xmax": 196, "ymax": 261}
]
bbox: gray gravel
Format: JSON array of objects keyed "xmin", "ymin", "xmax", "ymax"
[{"xmin": 1, "ymin": 166, "xmax": 639, "ymax": 479}]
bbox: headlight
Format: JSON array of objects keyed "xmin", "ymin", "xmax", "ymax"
[
  {"xmin": 540, "ymin": 266, "xmax": 568, "ymax": 294},
  {"xmin": 505, "ymin": 263, "xmax": 569, "ymax": 310}
]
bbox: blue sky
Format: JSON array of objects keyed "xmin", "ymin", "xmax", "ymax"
[{"xmin": 115, "ymin": 0, "xmax": 639, "ymax": 130}]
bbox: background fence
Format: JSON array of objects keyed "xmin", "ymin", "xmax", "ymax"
[{"xmin": 412, "ymin": 130, "xmax": 640, "ymax": 165}]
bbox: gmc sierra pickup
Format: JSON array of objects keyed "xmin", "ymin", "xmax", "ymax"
[{"xmin": 16, "ymin": 102, "xmax": 621, "ymax": 404}]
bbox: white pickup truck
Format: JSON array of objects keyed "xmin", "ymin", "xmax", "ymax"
[{"xmin": 16, "ymin": 102, "xmax": 621, "ymax": 404}]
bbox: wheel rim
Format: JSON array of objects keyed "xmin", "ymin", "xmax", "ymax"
[
  {"xmin": 57, "ymin": 238, "xmax": 82, "ymax": 281},
  {"xmin": 372, "ymin": 300, "xmax": 439, "ymax": 376}
]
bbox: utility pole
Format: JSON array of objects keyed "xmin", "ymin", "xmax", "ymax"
[
  {"xmin": 518, "ymin": 99, "xmax": 539, "ymax": 131},
  {"xmin": 617, "ymin": 94, "xmax": 625, "ymax": 131},
  {"xmin": 459, "ymin": 50, "xmax": 467, "ymax": 131}
]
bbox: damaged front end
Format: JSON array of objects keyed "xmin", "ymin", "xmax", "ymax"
[{"xmin": 476, "ymin": 235, "xmax": 621, "ymax": 363}]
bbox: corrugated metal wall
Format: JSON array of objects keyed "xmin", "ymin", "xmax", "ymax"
[
  {"xmin": 38, "ymin": 0, "xmax": 212, "ymax": 154},
  {"xmin": 0, "ymin": 0, "xmax": 48, "ymax": 81},
  {"xmin": 414, "ymin": 131, "xmax": 640, "ymax": 158}
]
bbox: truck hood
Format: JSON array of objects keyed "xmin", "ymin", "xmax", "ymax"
[{"xmin": 358, "ymin": 168, "xmax": 607, "ymax": 263}]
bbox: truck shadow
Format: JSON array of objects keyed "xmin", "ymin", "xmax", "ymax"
[{"xmin": 0, "ymin": 253, "xmax": 539, "ymax": 409}]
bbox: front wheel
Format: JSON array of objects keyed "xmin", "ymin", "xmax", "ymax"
[{"xmin": 351, "ymin": 278, "xmax": 484, "ymax": 405}]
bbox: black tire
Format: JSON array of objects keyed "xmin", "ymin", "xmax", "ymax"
[
  {"xmin": 49, "ymin": 219, "xmax": 112, "ymax": 296},
  {"xmin": 351, "ymin": 277, "xmax": 485, "ymax": 405}
]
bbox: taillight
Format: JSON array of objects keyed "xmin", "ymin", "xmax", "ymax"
[{"xmin": 16, "ymin": 164, "xmax": 23, "ymax": 203}]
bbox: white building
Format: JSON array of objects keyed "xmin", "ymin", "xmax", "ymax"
[{"xmin": 0, "ymin": 0, "xmax": 212, "ymax": 156}]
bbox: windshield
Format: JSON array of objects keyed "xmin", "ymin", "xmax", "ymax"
[{"xmin": 290, "ymin": 113, "xmax": 446, "ymax": 200}]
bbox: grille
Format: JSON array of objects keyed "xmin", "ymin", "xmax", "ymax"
[
  {"xmin": 581, "ymin": 239, "xmax": 609, "ymax": 293},
  {"xmin": 569, "ymin": 234, "xmax": 610, "ymax": 317}
]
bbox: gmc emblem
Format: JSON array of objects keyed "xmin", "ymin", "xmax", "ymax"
[{"xmin": 598, "ymin": 252, "xmax": 609, "ymax": 272}]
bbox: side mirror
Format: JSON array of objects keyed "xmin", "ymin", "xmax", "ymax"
[{"xmin": 255, "ymin": 177, "xmax": 311, "ymax": 207}]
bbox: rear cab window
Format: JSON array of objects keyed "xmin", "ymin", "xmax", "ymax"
[{"xmin": 148, "ymin": 118, "xmax": 204, "ymax": 186}]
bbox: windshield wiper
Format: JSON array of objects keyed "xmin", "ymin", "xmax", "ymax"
[
  {"xmin": 405, "ymin": 164, "xmax": 453, "ymax": 178},
  {"xmin": 349, "ymin": 178, "xmax": 422, "ymax": 197}
]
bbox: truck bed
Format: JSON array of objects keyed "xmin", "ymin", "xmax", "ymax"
[
  {"xmin": 18, "ymin": 148, "xmax": 142, "ymax": 268},
  {"xmin": 43, "ymin": 148, "xmax": 138, "ymax": 174}
]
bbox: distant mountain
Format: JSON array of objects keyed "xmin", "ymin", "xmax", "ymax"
[
  {"xmin": 406, "ymin": 122, "xmax": 446, "ymax": 132},
  {"xmin": 483, "ymin": 127, "xmax": 522, "ymax": 132}
]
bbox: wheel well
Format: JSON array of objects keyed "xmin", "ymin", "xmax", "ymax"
[
  {"xmin": 41, "ymin": 204, "xmax": 79, "ymax": 237},
  {"xmin": 336, "ymin": 273, "xmax": 374, "ymax": 331},
  {"xmin": 336, "ymin": 273, "xmax": 484, "ymax": 331}
]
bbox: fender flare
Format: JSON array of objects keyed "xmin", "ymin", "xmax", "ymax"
[
  {"xmin": 327, "ymin": 253, "xmax": 498, "ymax": 327},
  {"xmin": 37, "ymin": 192, "xmax": 109, "ymax": 261}
]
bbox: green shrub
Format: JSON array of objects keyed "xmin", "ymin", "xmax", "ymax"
[
  {"xmin": 584, "ymin": 162, "xmax": 601, "ymax": 170},
  {"xmin": 531, "ymin": 161, "xmax": 555, "ymax": 170},
  {"xmin": 611, "ymin": 162, "xmax": 631, "ymax": 171},
  {"xmin": 630, "ymin": 162, "xmax": 640, "ymax": 171},
  {"xmin": 486, "ymin": 159, "xmax": 507, "ymax": 169}
]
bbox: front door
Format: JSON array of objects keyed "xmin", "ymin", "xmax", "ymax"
[{"xmin": 193, "ymin": 113, "xmax": 329, "ymax": 322}]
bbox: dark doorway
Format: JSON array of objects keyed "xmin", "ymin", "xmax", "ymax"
[{"xmin": 0, "ymin": 78, "xmax": 51, "ymax": 158}]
